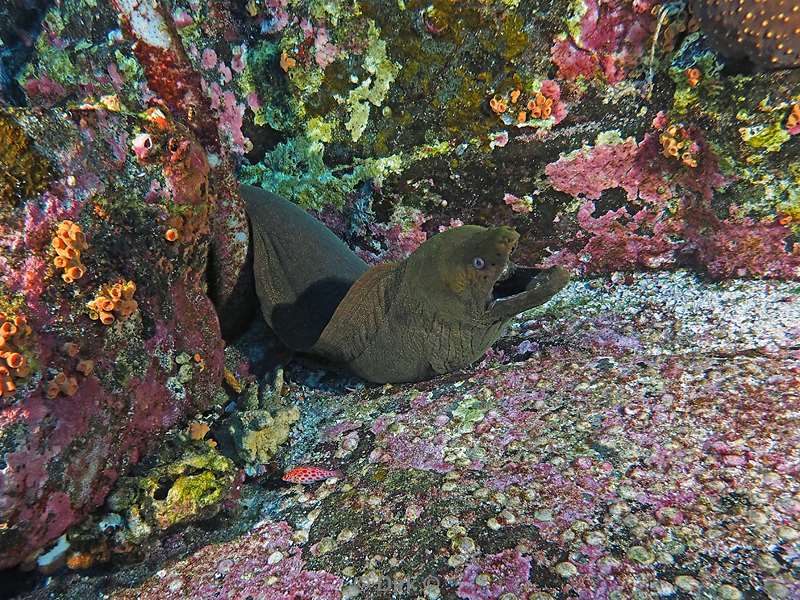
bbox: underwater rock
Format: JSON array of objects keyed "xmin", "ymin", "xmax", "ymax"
[
  {"xmin": 2, "ymin": 0, "xmax": 800, "ymax": 579},
  {"xmin": 690, "ymin": 0, "xmax": 800, "ymax": 70},
  {"xmin": 106, "ymin": 443, "xmax": 236, "ymax": 543},
  {"xmin": 225, "ymin": 379, "xmax": 300, "ymax": 466},
  {"xmin": 101, "ymin": 271, "xmax": 800, "ymax": 600},
  {"xmin": 0, "ymin": 87, "xmax": 228, "ymax": 569}
]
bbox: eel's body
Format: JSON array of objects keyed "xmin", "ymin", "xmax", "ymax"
[
  {"xmin": 240, "ymin": 184, "xmax": 368, "ymax": 350},
  {"xmin": 242, "ymin": 184, "xmax": 569, "ymax": 383}
]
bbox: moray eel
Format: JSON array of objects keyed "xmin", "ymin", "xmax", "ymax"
[{"xmin": 241, "ymin": 184, "xmax": 569, "ymax": 383}]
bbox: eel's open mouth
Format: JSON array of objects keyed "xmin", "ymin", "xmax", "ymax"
[{"xmin": 490, "ymin": 263, "xmax": 542, "ymax": 301}]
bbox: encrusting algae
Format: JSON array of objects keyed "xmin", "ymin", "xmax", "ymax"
[
  {"xmin": 0, "ymin": 112, "xmax": 52, "ymax": 205},
  {"xmin": 86, "ymin": 280, "xmax": 138, "ymax": 325}
]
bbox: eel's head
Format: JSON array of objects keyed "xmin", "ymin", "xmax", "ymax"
[{"xmin": 405, "ymin": 224, "xmax": 570, "ymax": 322}]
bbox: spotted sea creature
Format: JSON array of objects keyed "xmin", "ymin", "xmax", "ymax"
[{"xmin": 282, "ymin": 466, "xmax": 342, "ymax": 484}]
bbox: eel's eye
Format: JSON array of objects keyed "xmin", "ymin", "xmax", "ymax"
[{"xmin": 472, "ymin": 257, "xmax": 486, "ymax": 270}]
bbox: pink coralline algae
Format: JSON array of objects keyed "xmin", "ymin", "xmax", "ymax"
[
  {"xmin": 457, "ymin": 549, "xmax": 531, "ymax": 600},
  {"xmin": 551, "ymin": 0, "xmax": 655, "ymax": 83},
  {"xmin": 113, "ymin": 521, "xmax": 343, "ymax": 599},
  {"xmin": 218, "ymin": 91, "xmax": 250, "ymax": 154},
  {"xmin": 504, "ymin": 193, "xmax": 534, "ymax": 214},
  {"xmin": 684, "ymin": 208, "xmax": 800, "ymax": 279},
  {"xmin": 314, "ymin": 28, "xmax": 340, "ymax": 68},
  {"xmin": 552, "ymin": 200, "xmax": 681, "ymax": 272},
  {"xmin": 539, "ymin": 79, "xmax": 568, "ymax": 124},
  {"xmin": 545, "ymin": 136, "xmax": 671, "ymax": 203},
  {"xmin": 364, "ymin": 210, "xmax": 429, "ymax": 262},
  {"xmin": 24, "ymin": 77, "xmax": 67, "ymax": 106},
  {"xmin": 541, "ymin": 130, "xmax": 779, "ymax": 276},
  {"xmin": 380, "ymin": 432, "xmax": 452, "ymax": 473},
  {"xmin": 201, "ymin": 48, "xmax": 218, "ymax": 70}
]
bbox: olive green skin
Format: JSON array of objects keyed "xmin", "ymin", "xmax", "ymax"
[
  {"xmin": 312, "ymin": 225, "xmax": 569, "ymax": 382},
  {"xmin": 243, "ymin": 184, "xmax": 569, "ymax": 383}
]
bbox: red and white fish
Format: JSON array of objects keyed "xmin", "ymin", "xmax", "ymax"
[{"xmin": 282, "ymin": 466, "xmax": 342, "ymax": 484}]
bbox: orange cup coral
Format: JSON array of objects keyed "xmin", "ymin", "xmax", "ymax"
[
  {"xmin": 0, "ymin": 312, "xmax": 32, "ymax": 397},
  {"xmin": 787, "ymin": 103, "xmax": 800, "ymax": 130},
  {"xmin": 52, "ymin": 221, "xmax": 88, "ymax": 284},
  {"xmin": 659, "ymin": 124, "xmax": 699, "ymax": 168},
  {"xmin": 46, "ymin": 371, "xmax": 78, "ymax": 399},
  {"xmin": 527, "ymin": 92, "xmax": 553, "ymax": 119},
  {"xmin": 86, "ymin": 280, "xmax": 138, "ymax": 325}
]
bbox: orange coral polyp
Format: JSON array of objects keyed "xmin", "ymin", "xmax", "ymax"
[
  {"xmin": 1, "ymin": 322, "xmax": 17, "ymax": 337},
  {"xmin": 76, "ymin": 360, "xmax": 94, "ymax": 376},
  {"xmin": 52, "ymin": 220, "xmax": 88, "ymax": 283},
  {"xmin": 6, "ymin": 353, "xmax": 23, "ymax": 369},
  {"xmin": 788, "ymin": 104, "xmax": 800, "ymax": 128},
  {"xmin": 165, "ymin": 228, "xmax": 179, "ymax": 242},
  {"xmin": 88, "ymin": 279, "xmax": 138, "ymax": 325},
  {"xmin": 62, "ymin": 377, "xmax": 78, "ymax": 396}
]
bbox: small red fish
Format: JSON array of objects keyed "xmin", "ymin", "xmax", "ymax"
[{"xmin": 282, "ymin": 466, "xmax": 342, "ymax": 484}]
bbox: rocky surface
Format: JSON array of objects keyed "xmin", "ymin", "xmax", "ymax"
[{"xmin": 11, "ymin": 271, "xmax": 799, "ymax": 599}]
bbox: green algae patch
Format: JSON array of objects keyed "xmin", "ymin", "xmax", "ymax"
[
  {"xmin": 342, "ymin": 22, "xmax": 400, "ymax": 142},
  {"xmin": 740, "ymin": 121, "xmax": 791, "ymax": 153},
  {"xmin": 107, "ymin": 444, "xmax": 237, "ymax": 542}
]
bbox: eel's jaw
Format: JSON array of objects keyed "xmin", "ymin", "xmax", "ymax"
[{"xmin": 486, "ymin": 265, "xmax": 570, "ymax": 320}]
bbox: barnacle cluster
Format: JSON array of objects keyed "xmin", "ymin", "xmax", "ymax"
[
  {"xmin": 86, "ymin": 281, "xmax": 138, "ymax": 325},
  {"xmin": 0, "ymin": 313, "xmax": 32, "ymax": 398},
  {"xmin": 52, "ymin": 221, "xmax": 88, "ymax": 283},
  {"xmin": 0, "ymin": 113, "xmax": 52, "ymax": 205},
  {"xmin": 659, "ymin": 124, "xmax": 699, "ymax": 168}
]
